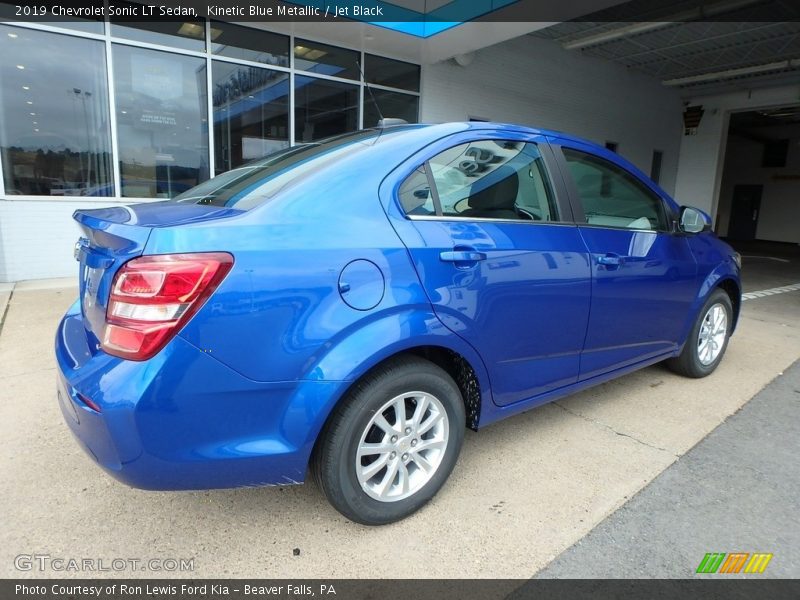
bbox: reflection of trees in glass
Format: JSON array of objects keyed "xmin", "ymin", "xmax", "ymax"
[{"xmin": 5, "ymin": 147, "xmax": 113, "ymax": 195}]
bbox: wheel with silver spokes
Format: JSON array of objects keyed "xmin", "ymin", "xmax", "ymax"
[
  {"xmin": 697, "ymin": 303, "xmax": 727, "ymax": 366},
  {"xmin": 356, "ymin": 391, "xmax": 449, "ymax": 502},
  {"xmin": 668, "ymin": 288, "xmax": 733, "ymax": 378},
  {"xmin": 312, "ymin": 355, "xmax": 465, "ymax": 525}
]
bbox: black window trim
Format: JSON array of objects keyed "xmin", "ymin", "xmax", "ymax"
[
  {"xmin": 551, "ymin": 142, "xmax": 673, "ymax": 234},
  {"xmin": 397, "ymin": 136, "xmax": 576, "ymax": 225}
]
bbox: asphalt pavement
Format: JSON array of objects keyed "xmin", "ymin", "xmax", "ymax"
[{"xmin": 536, "ymin": 360, "xmax": 800, "ymax": 578}]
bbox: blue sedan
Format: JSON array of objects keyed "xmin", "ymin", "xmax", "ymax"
[{"xmin": 55, "ymin": 122, "xmax": 741, "ymax": 524}]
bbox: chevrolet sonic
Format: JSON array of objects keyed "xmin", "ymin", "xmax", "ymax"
[{"xmin": 55, "ymin": 122, "xmax": 741, "ymax": 524}]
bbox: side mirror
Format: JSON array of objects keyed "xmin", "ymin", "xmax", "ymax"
[{"xmin": 679, "ymin": 206, "xmax": 712, "ymax": 234}]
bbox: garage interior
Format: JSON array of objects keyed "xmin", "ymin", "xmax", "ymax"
[{"xmin": 535, "ymin": 0, "xmax": 800, "ymax": 250}]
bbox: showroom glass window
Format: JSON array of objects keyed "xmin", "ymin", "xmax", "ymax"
[
  {"xmin": 399, "ymin": 140, "xmax": 557, "ymax": 221},
  {"xmin": 562, "ymin": 147, "xmax": 668, "ymax": 231},
  {"xmin": 364, "ymin": 54, "xmax": 420, "ymax": 128},
  {"xmin": 110, "ymin": 2, "xmax": 206, "ymax": 52},
  {"xmin": 294, "ymin": 39, "xmax": 359, "ymax": 81},
  {"xmin": 212, "ymin": 62, "xmax": 290, "ymax": 174},
  {"xmin": 294, "ymin": 77, "xmax": 359, "ymax": 142},
  {"xmin": 211, "ymin": 21, "xmax": 289, "ymax": 67},
  {"xmin": 113, "ymin": 44, "xmax": 209, "ymax": 198},
  {"xmin": 0, "ymin": 22, "xmax": 420, "ymax": 199},
  {"xmin": 0, "ymin": 25, "xmax": 113, "ymax": 196}
]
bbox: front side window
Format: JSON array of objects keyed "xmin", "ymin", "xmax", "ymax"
[
  {"xmin": 398, "ymin": 140, "xmax": 558, "ymax": 222},
  {"xmin": 562, "ymin": 147, "xmax": 668, "ymax": 231}
]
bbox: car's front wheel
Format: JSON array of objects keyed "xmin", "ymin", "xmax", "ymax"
[
  {"xmin": 312, "ymin": 355, "xmax": 465, "ymax": 525},
  {"xmin": 668, "ymin": 288, "xmax": 733, "ymax": 378}
]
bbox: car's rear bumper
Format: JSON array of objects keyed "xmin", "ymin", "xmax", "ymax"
[{"xmin": 54, "ymin": 300, "xmax": 344, "ymax": 490}]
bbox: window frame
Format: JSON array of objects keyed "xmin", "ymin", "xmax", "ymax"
[
  {"xmin": 395, "ymin": 135, "xmax": 574, "ymax": 225},
  {"xmin": 552, "ymin": 142, "xmax": 674, "ymax": 234}
]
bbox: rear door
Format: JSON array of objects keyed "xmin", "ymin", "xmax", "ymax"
[
  {"xmin": 550, "ymin": 138, "xmax": 698, "ymax": 379},
  {"xmin": 385, "ymin": 130, "xmax": 592, "ymax": 406}
]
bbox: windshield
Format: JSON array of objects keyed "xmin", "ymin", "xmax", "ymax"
[{"xmin": 173, "ymin": 127, "xmax": 418, "ymax": 210}]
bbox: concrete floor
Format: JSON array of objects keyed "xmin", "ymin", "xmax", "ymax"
[{"xmin": 0, "ymin": 249, "xmax": 798, "ymax": 579}]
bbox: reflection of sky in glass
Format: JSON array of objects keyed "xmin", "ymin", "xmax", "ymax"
[{"xmin": 0, "ymin": 25, "xmax": 111, "ymax": 154}]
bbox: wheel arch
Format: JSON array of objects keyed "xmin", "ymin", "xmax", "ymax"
[
  {"xmin": 317, "ymin": 344, "xmax": 485, "ymax": 439},
  {"xmin": 715, "ymin": 277, "xmax": 741, "ymax": 333}
]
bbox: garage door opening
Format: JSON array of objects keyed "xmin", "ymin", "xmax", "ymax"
[{"xmin": 717, "ymin": 107, "xmax": 800, "ymax": 251}]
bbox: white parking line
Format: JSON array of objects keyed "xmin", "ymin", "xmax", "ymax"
[
  {"xmin": 741, "ymin": 282, "xmax": 800, "ymax": 301},
  {"xmin": 741, "ymin": 255, "xmax": 791, "ymax": 263}
]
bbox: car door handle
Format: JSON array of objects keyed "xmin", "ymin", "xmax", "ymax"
[
  {"xmin": 596, "ymin": 254, "xmax": 623, "ymax": 266},
  {"xmin": 440, "ymin": 250, "xmax": 487, "ymax": 262}
]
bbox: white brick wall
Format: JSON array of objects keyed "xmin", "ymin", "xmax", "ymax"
[
  {"xmin": 0, "ymin": 198, "xmax": 112, "ymax": 282},
  {"xmin": 420, "ymin": 34, "xmax": 684, "ymax": 196}
]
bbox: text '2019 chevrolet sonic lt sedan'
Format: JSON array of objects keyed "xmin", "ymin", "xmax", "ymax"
[{"xmin": 55, "ymin": 122, "xmax": 741, "ymax": 524}]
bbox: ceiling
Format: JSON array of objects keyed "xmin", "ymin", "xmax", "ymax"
[
  {"xmin": 535, "ymin": 0, "xmax": 800, "ymax": 96},
  {"xmin": 730, "ymin": 106, "xmax": 800, "ymax": 132}
]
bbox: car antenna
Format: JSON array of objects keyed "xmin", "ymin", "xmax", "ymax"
[
  {"xmin": 357, "ymin": 60, "xmax": 384, "ymax": 124},
  {"xmin": 357, "ymin": 60, "xmax": 389, "ymax": 144}
]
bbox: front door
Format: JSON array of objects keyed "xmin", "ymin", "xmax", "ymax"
[
  {"xmin": 554, "ymin": 140, "xmax": 699, "ymax": 379},
  {"xmin": 727, "ymin": 184, "xmax": 762, "ymax": 240},
  {"xmin": 386, "ymin": 133, "xmax": 591, "ymax": 406}
]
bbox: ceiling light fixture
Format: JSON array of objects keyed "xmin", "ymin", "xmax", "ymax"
[
  {"xmin": 562, "ymin": 0, "xmax": 760, "ymax": 51},
  {"xmin": 177, "ymin": 22, "xmax": 204, "ymax": 39},
  {"xmin": 663, "ymin": 58, "xmax": 800, "ymax": 86}
]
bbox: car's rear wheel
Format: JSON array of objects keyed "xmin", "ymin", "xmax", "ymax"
[
  {"xmin": 667, "ymin": 288, "xmax": 733, "ymax": 378},
  {"xmin": 312, "ymin": 355, "xmax": 465, "ymax": 525}
]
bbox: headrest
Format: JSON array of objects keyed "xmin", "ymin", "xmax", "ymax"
[{"xmin": 468, "ymin": 166, "xmax": 519, "ymax": 210}]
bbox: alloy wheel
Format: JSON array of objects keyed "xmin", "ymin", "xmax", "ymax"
[
  {"xmin": 356, "ymin": 391, "xmax": 449, "ymax": 502},
  {"xmin": 697, "ymin": 303, "xmax": 728, "ymax": 366}
]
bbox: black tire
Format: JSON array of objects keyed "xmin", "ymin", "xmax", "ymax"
[
  {"xmin": 312, "ymin": 355, "xmax": 465, "ymax": 525},
  {"xmin": 667, "ymin": 288, "xmax": 733, "ymax": 378}
]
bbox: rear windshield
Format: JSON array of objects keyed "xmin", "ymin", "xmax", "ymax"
[{"xmin": 173, "ymin": 127, "xmax": 417, "ymax": 210}]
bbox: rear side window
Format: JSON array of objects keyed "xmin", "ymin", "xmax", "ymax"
[
  {"xmin": 398, "ymin": 140, "xmax": 558, "ymax": 222},
  {"xmin": 562, "ymin": 148, "xmax": 668, "ymax": 231},
  {"xmin": 173, "ymin": 128, "xmax": 416, "ymax": 210},
  {"xmin": 398, "ymin": 165, "xmax": 433, "ymax": 215}
]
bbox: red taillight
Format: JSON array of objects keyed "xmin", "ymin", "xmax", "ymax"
[{"xmin": 102, "ymin": 252, "xmax": 233, "ymax": 360}]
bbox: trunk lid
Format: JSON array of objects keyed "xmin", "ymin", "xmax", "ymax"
[{"xmin": 74, "ymin": 207, "xmax": 153, "ymax": 347}]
